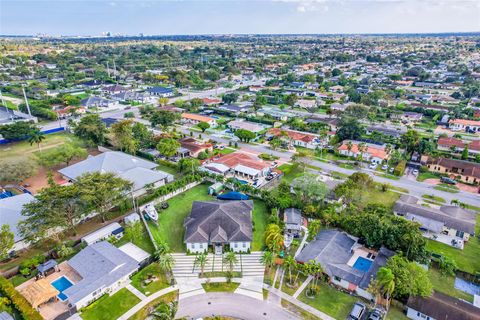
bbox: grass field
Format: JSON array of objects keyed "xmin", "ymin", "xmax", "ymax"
[
  {"xmin": 278, "ymin": 163, "xmax": 304, "ymax": 184},
  {"xmin": 115, "ymin": 223, "xmax": 155, "ymax": 254},
  {"xmin": 428, "ymin": 268, "xmax": 473, "ymax": 302},
  {"xmin": 130, "ymin": 263, "xmax": 170, "ymax": 296},
  {"xmin": 80, "ymin": 288, "xmax": 140, "ymax": 320},
  {"xmin": 386, "ymin": 305, "xmax": 408, "ymax": 320},
  {"xmin": 422, "ymin": 194, "xmax": 446, "ymax": 203},
  {"xmin": 417, "ymin": 172, "xmax": 440, "ymax": 182},
  {"xmin": 128, "ymin": 291, "xmax": 178, "ymax": 320},
  {"xmin": 426, "ymin": 215, "xmax": 480, "ymax": 274},
  {"xmin": 360, "ymin": 188, "xmax": 401, "ymax": 208},
  {"xmin": 298, "ymin": 282, "xmax": 357, "ymax": 319},
  {"xmin": 251, "ymin": 199, "xmax": 269, "ymax": 251},
  {"xmin": 202, "ymin": 282, "xmax": 240, "ymax": 292}
]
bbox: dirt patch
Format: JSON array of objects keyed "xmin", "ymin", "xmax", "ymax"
[
  {"xmin": 456, "ymin": 183, "xmax": 479, "ymax": 194},
  {"xmin": 423, "ymin": 178, "xmax": 440, "ymax": 185}
]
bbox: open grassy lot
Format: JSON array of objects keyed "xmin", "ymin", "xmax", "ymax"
[
  {"xmin": 428, "ymin": 268, "xmax": 473, "ymax": 302},
  {"xmin": 202, "ymin": 282, "xmax": 240, "ymax": 292},
  {"xmin": 128, "ymin": 291, "xmax": 178, "ymax": 320},
  {"xmin": 298, "ymin": 282, "xmax": 357, "ymax": 319},
  {"xmin": 426, "ymin": 215, "xmax": 480, "ymax": 274},
  {"xmin": 148, "ymin": 184, "xmax": 213, "ymax": 252},
  {"xmin": 147, "ymin": 184, "xmax": 269, "ymax": 252},
  {"xmin": 360, "ymin": 188, "xmax": 401, "ymax": 208},
  {"xmin": 278, "ymin": 163, "xmax": 304, "ymax": 184},
  {"xmin": 130, "ymin": 263, "xmax": 170, "ymax": 296},
  {"xmin": 80, "ymin": 288, "xmax": 140, "ymax": 320}
]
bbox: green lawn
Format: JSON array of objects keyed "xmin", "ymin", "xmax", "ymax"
[
  {"xmin": 148, "ymin": 184, "xmax": 213, "ymax": 252},
  {"xmin": 252, "ymin": 199, "xmax": 268, "ymax": 251},
  {"xmin": 130, "ymin": 263, "xmax": 170, "ymax": 296},
  {"xmin": 115, "ymin": 223, "xmax": 155, "ymax": 254},
  {"xmin": 422, "ymin": 194, "xmax": 446, "ymax": 203},
  {"xmin": 202, "ymin": 282, "xmax": 240, "ymax": 292},
  {"xmin": 155, "ymin": 162, "xmax": 179, "ymax": 175},
  {"xmin": 386, "ymin": 305, "xmax": 408, "ymax": 320},
  {"xmin": 278, "ymin": 163, "xmax": 304, "ymax": 184},
  {"xmin": 128, "ymin": 291, "xmax": 178, "ymax": 320},
  {"xmin": 298, "ymin": 282, "xmax": 357, "ymax": 319},
  {"xmin": 359, "ymin": 188, "xmax": 400, "ymax": 209},
  {"xmin": 426, "ymin": 215, "xmax": 480, "ymax": 274},
  {"xmin": 417, "ymin": 172, "xmax": 439, "ymax": 182},
  {"xmin": 214, "ymin": 147, "xmax": 236, "ymax": 156},
  {"xmin": 80, "ymin": 288, "xmax": 140, "ymax": 320},
  {"xmin": 428, "ymin": 268, "xmax": 473, "ymax": 302}
]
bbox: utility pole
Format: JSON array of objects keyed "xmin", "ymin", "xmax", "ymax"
[
  {"xmin": 22, "ymin": 86, "xmax": 32, "ymax": 118},
  {"xmin": 113, "ymin": 59, "xmax": 117, "ymax": 83},
  {"xmin": 106, "ymin": 61, "xmax": 110, "ymax": 78}
]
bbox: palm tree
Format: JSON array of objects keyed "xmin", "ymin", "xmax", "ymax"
[
  {"xmin": 154, "ymin": 241, "xmax": 171, "ymax": 260},
  {"xmin": 376, "ymin": 267, "xmax": 395, "ymax": 310},
  {"xmin": 223, "ymin": 251, "xmax": 238, "ymax": 274},
  {"xmin": 158, "ymin": 254, "xmax": 175, "ymax": 282},
  {"xmin": 149, "ymin": 301, "xmax": 178, "ymax": 320},
  {"xmin": 29, "ymin": 130, "xmax": 45, "ymax": 150},
  {"xmin": 283, "ymin": 255, "xmax": 297, "ymax": 286},
  {"xmin": 260, "ymin": 251, "xmax": 275, "ymax": 272},
  {"xmin": 265, "ymin": 224, "xmax": 283, "ymax": 253},
  {"xmin": 346, "ymin": 140, "xmax": 354, "ymax": 159},
  {"xmin": 194, "ymin": 253, "xmax": 209, "ymax": 277},
  {"xmin": 305, "ymin": 260, "xmax": 323, "ymax": 297}
]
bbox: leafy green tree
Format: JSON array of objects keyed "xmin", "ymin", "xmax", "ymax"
[
  {"xmin": 76, "ymin": 172, "xmax": 133, "ymax": 222},
  {"xmin": 0, "ymin": 121, "xmax": 38, "ymax": 140},
  {"xmin": 375, "ymin": 267, "xmax": 395, "ymax": 309},
  {"xmin": 265, "ymin": 224, "xmax": 283, "ymax": 253},
  {"xmin": 283, "ymin": 255, "xmax": 297, "ymax": 286},
  {"xmin": 336, "ymin": 117, "xmax": 363, "ymax": 141},
  {"xmin": 132, "ymin": 122, "xmax": 154, "ymax": 148},
  {"xmin": 234, "ymin": 129, "xmax": 256, "ymax": 142},
  {"xmin": 400, "ymin": 130, "xmax": 421, "ymax": 154},
  {"xmin": 28, "ymin": 130, "xmax": 45, "ymax": 149},
  {"xmin": 197, "ymin": 121, "xmax": 210, "ymax": 132},
  {"xmin": 222, "ymin": 92, "xmax": 239, "ymax": 104},
  {"xmin": 110, "ymin": 119, "xmax": 138, "ymax": 154},
  {"xmin": 158, "ymin": 254, "xmax": 175, "ymax": 282},
  {"xmin": 125, "ymin": 221, "xmax": 143, "ymax": 243},
  {"xmin": 284, "ymin": 93, "xmax": 298, "ymax": 106},
  {"xmin": 156, "ymin": 138, "xmax": 180, "ymax": 158},
  {"xmin": 36, "ymin": 142, "xmax": 87, "ymax": 167},
  {"xmin": 73, "ymin": 114, "xmax": 107, "ymax": 146},
  {"xmin": 178, "ymin": 158, "xmax": 200, "ymax": 174},
  {"xmin": 223, "ymin": 251, "xmax": 238, "ymax": 274},
  {"xmin": 260, "ymin": 251, "xmax": 275, "ymax": 273},
  {"xmin": 386, "ymin": 255, "xmax": 432, "ymax": 298},
  {"xmin": 0, "ymin": 225, "xmax": 14, "ymax": 260},
  {"xmin": 269, "ymin": 137, "xmax": 282, "ymax": 150},
  {"xmin": 150, "ymin": 110, "xmax": 180, "ymax": 131},
  {"xmin": 291, "ymin": 173, "xmax": 328, "ymax": 204},
  {"xmin": 461, "ymin": 146, "xmax": 469, "ymax": 160},
  {"xmin": 149, "ymin": 301, "xmax": 177, "ymax": 320}
]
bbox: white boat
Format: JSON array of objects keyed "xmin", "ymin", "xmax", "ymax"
[
  {"xmin": 284, "ymin": 233, "xmax": 293, "ymax": 248},
  {"xmin": 144, "ymin": 204, "xmax": 158, "ymax": 222}
]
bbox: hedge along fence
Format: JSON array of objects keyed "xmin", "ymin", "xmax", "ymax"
[{"xmin": 0, "ymin": 276, "xmax": 43, "ymax": 320}]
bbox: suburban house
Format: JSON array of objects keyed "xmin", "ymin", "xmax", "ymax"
[
  {"xmin": 366, "ymin": 125, "xmax": 406, "ymax": 138},
  {"xmin": 58, "ymin": 151, "xmax": 174, "ymax": 196},
  {"xmin": 449, "ymin": 119, "xmax": 480, "ymax": 133},
  {"xmin": 393, "ymin": 195, "xmax": 476, "ymax": 248},
  {"xmin": 437, "ymin": 137, "xmax": 466, "ymax": 152},
  {"xmin": 202, "ymin": 97, "xmax": 222, "ymax": 106},
  {"xmin": 425, "ymin": 157, "xmax": 480, "ymax": 185},
  {"xmin": 80, "ymin": 96, "xmax": 118, "ymax": 109},
  {"xmin": 102, "ymin": 84, "xmax": 128, "ymax": 95},
  {"xmin": 147, "ymin": 86, "xmax": 174, "ymax": 98},
  {"xmin": 267, "ymin": 128, "xmax": 322, "ymax": 149},
  {"xmin": 184, "ymin": 200, "xmax": 253, "ymax": 254},
  {"xmin": 338, "ymin": 140, "xmax": 389, "ymax": 163},
  {"xmin": 178, "ymin": 137, "xmax": 213, "ymax": 158},
  {"xmin": 81, "ymin": 222, "xmax": 124, "ymax": 245},
  {"xmin": 283, "ymin": 208, "xmax": 305, "ymax": 237},
  {"xmin": 201, "ymin": 152, "xmax": 271, "ymax": 182},
  {"xmin": 227, "ymin": 120, "xmax": 269, "ymax": 135},
  {"xmin": 54, "ymin": 106, "xmax": 87, "ymax": 119},
  {"xmin": 406, "ymin": 291, "xmax": 480, "ymax": 320},
  {"xmin": 295, "ymin": 99, "xmax": 317, "ymax": 109},
  {"xmin": 0, "ymin": 193, "xmax": 35, "ymax": 252},
  {"xmin": 296, "ymin": 230, "xmax": 395, "ymax": 301},
  {"xmin": 181, "ymin": 113, "xmax": 217, "ymax": 127},
  {"xmin": 218, "ymin": 104, "xmax": 252, "ymax": 115}
]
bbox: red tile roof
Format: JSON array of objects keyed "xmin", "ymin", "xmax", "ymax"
[
  {"xmin": 338, "ymin": 142, "xmax": 388, "ymax": 160},
  {"xmin": 268, "ymin": 128, "xmax": 317, "ymax": 143},
  {"xmin": 437, "ymin": 137, "xmax": 465, "ymax": 149},
  {"xmin": 214, "ymin": 152, "xmax": 270, "ymax": 170}
]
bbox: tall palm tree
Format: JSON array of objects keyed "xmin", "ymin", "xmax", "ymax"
[
  {"xmin": 376, "ymin": 267, "xmax": 395, "ymax": 310},
  {"xmin": 305, "ymin": 260, "xmax": 323, "ymax": 297},
  {"xmin": 194, "ymin": 253, "xmax": 209, "ymax": 277},
  {"xmin": 154, "ymin": 241, "xmax": 171, "ymax": 261},
  {"xmin": 223, "ymin": 251, "xmax": 238, "ymax": 273},
  {"xmin": 283, "ymin": 255, "xmax": 297, "ymax": 286},
  {"xmin": 149, "ymin": 301, "xmax": 178, "ymax": 320},
  {"xmin": 29, "ymin": 130, "xmax": 45, "ymax": 150},
  {"xmin": 346, "ymin": 140, "xmax": 354, "ymax": 159},
  {"xmin": 158, "ymin": 254, "xmax": 175, "ymax": 282},
  {"xmin": 260, "ymin": 251, "xmax": 274, "ymax": 272}
]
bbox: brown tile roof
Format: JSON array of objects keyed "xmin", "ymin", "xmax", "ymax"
[
  {"xmin": 179, "ymin": 138, "xmax": 212, "ymax": 153},
  {"xmin": 214, "ymin": 152, "xmax": 270, "ymax": 170},
  {"xmin": 268, "ymin": 128, "xmax": 317, "ymax": 143},
  {"xmin": 437, "ymin": 137, "xmax": 465, "ymax": 148},
  {"xmin": 427, "ymin": 157, "xmax": 480, "ymax": 179},
  {"xmin": 182, "ymin": 113, "xmax": 215, "ymax": 122}
]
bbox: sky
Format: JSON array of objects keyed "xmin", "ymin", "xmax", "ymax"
[{"xmin": 0, "ymin": 0, "xmax": 479, "ymax": 36}]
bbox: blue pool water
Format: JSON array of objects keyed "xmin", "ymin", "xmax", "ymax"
[
  {"xmin": 353, "ymin": 257, "xmax": 373, "ymax": 272},
  {"xmin": 51, "ymin": 276, "xmax": 73, "ymax": 301}
]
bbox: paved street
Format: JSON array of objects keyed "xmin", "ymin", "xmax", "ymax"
[{"xmin": 176, "ymin": 292, "xmax": 299, "ymax": 320}]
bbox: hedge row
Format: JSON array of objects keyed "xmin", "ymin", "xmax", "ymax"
[
  {"xmin": 394, "ymin": 160, "xmax": 406, "ymax": 176},
  {"xmin": 0, "ymin": 276, "xmax": 43, "ymax": 320}
]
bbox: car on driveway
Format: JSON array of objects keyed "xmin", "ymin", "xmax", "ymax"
[
  {"xmin": 369, "ymin": 163, "xmax": 378, "ymax": 170},
  {"xmin": 381, "ymin": 164, "xmax": 388, "ymax": 171},
  {"xmin": 348, "ymin": 302, "xmax": 367, "ymax": 320},
  {"xmin": 412, "ymin": 169, "xmax": 419, "ymax": 176},
  {"xmin": 368, "ymin": 308, "xmax": 385, "ymax": 320},
  {"xmin": 440, "ymin": 176, "xmax": 457, "ymax": 185}
]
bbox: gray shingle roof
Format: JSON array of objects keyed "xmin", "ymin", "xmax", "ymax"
[
  {"xmin": 296, "ymin": 230, "xmax": 394, "ymax": 289},
  {"xmin": 184, "ymin": 200, "xmax": 253, "ymax": 243},
  {"xmin": 0, "ymin": 193, "xmax": 35, "ymax": 241},
  {"xmin": 284, "ymin": 208, "xmax": 302, "ymax": 229},
  {"xmin": 64, "ymin": 241, "xmax": 138, "ymax": 305},
  {"xmin": 393, "ymin": 201, "xmax": 476, "ymax": 235}
]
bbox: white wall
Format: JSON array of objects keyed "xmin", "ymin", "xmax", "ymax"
[
  {"xmin": 187, "ymin": 242, "xmax": 208, "ymax": 253},
  {"xmin": 406, "ymin": 307, "xmax": 433, "ymax": 320},
  {"xmin": 229, "ymin": 241, "xmax": 251, "ymax": 253}
]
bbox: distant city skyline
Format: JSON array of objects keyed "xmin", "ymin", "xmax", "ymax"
[{"xmin": 1, "ymin": 0, "xmax": 479, "ymax": 36}]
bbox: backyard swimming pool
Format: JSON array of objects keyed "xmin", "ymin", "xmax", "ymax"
[
  {"xmin": 353, "ymin": 257, "xmax": 373, "ymax": 272},
  {"xmin": 51, "ymin": 276, "xmax": 74, "ymax": 301}
]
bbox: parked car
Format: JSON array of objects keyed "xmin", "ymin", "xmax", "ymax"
[
  {"xmin": 369, "ymin": 163, "xmax": 378, "ymax": 170},
  {"xmin": 389, "ymin": 167, "xmax": 394, "ymax": 174},
  {"xmin": 440, "ymin": 176, "xmax": 457, "ymax": 185},
  {"xmin": 381, "ymin": 164, "xmax": 388, "ymax": 171},
  {"xmin": 368, "ymin": 308, "xmax": 385, "ymax": 320},
  {"xmin": 348, "ymin": 302, "xmax": 367, "ymax": 320},
  {"xmin": 412, "ymin": 169, "xmax": 419, "ymax": 176}
]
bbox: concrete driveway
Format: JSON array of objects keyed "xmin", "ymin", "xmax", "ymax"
[{"xmin": 176, "ymin": 292, "xmax": 299, "ymax": 320}]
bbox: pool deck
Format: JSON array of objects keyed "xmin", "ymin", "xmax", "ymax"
[
  {"xmin": 17, "ymin": 261, "xmax": 82, "ymax": 320},
  {"xmin": 346, "ymin": 247, "xmax": 376, "ymax": 268}
]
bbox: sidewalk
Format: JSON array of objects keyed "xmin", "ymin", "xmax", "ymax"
[
  {"xmin": 117, "ymin": 285, "xmax": 178, "ymax": 320},
  {"xmin": 263, "ymin": 284, "xmax": 335, "ymax": 320}
]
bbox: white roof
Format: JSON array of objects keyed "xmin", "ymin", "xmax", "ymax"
[
  {"xmin": 118, "ymin": 242, "xmax": 150, "ymax": 263},
  {"xmin": 124, "ymin": 213, "xmax": 140, "ymax": 224},
  {"xmin": 234, "ymin": 164, "xmax": 260, "ymax": 176},
  {"xmin": 81, "ymin": 222, "xmax": 123, "ymax": 245},
  {"xmin": 202, "ymin": 163, "xmax": 230, "ymax": 174}
]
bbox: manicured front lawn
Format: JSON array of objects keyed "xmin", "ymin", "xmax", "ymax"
[
  {"xmin": 428, "ymin": 268, "xmax": 473, "ymax": 302},
  {"xmin": 426, "ymin": 215, "xmax": 480, "ymax": 274},
  {"xmin": 130, "ymin": 263, "xmax": 171, "ymax": 296},
  {"xmin": 115, "ymin": 223, "xmax": 155, "ymax": 254},
  {"xmin": 360, "ymin": 189, "xmax": 400, "ymax": 209},
  {"xmin": 417, "ymin": 172, "xmax": 440, "ymax": 182},
  {"xmin": 298, "ymin": 282, "xmax": 357, "ymax": 319},
  {"xmin": 202, "ymin": 282, "xmax": 240, "ymax": 292},
  {"xmin": 252, "ymin": 199, "xmax": 269, "ymax": 251},
  {"xmin": 128, "ymin": 291, "xmax": 178, "ymax": 320},
  {"xmin": 80, "ymin": 288, "xmax": 140, "ymax": 320},
  {"xmin": 278, "ymin": 163, "xmax": 304, "ymax": 184},
  {"xmin": 148, "ymin": 184, "xmax": 214, "ymax": 252}
]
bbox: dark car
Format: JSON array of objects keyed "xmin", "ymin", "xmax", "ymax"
[{"xmin": 440, "ymin": 176, "xmax": 457, "ymax": 185}]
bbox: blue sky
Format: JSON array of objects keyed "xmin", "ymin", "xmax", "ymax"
[{"xmin": 1, "ymin": 0, "xmax": 479, "ymax": 36}]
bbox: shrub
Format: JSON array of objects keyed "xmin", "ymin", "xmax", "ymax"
[
  {"xmin": 394, "ymin": 160, "xmax": 406, "ymax": 176},
  {"xmin": 0, "ymin": 276, "xmax": 43, "ymax": 320}
]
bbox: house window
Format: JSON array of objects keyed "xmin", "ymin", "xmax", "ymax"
[
  {"xmin": 334, "ymin": 276, "xmax": 341, "ymax": 282},
  {"xmin": 242, "ymin": 242, "xmax": 246, "ymax": 248},
  {"xmin": 234, "ymin": 243, "xmax": 238, "ymax": 248},
  {"xmin": 199, "ymin": 244, "xmax": 203, "ymax": 249}
]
